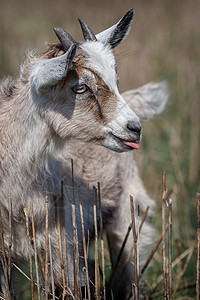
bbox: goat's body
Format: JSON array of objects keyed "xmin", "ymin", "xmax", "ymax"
[
  {"xmin": 56, "ymin": 140, "xmax": 155, "ymax": 298},
  {"xmin": 0, "ymin": 73, "xmax": 59, "ymax": 263}
]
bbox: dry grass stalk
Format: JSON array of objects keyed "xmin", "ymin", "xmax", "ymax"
[
  {"xmin": 71, "ymin": 159, "xmax": 81, "ymax": 299},
  {"xmin": 136, "ymin": 205, "xmax": 140, "ymax": 286},
  {"xmin": 76, "ymin": 206, "xmax": 81, "ymax": 299},
  {"xmin": 12, "ymin": 262, "xmax": 59, "ymax": 300},
  {"xmin": 172, "ymin": 243, "xmax": 195, "ymax": 297},
  {"xmin": 162, "ymin": 171, "xmax": 168, "ymax": 299},
  {"xmin": 140, "ymin": 223, "xmax": 169, "ymax": 285},
  {"xmin": 137, "ymin": 206, "xmax": 150, "ymax": 239},
  {"xmin": 72, "ymin": 204, "xmax": 81, "ymax": 300},
  {"xmin": 130, "ymin": 196, "xmax": 139, "ymax": 300},
  {"xmin": 62, "ymin": 226, "xmax": 69, "ymax": 289},
  {"xmin": 0, "ymin": 210, "xmax": 10, "ymax": 299},
  {"xmin": 98, "ymin": 182, "xmax": 106, "ymax": 300},
  {"xmin": 0, "ymin": 294, "xmax": 5, "ymax": 300},
  {"xmin": 72, "ymin": 204, "xmax": 78, "ymax": 300},
  {"xmin": 60, "ymin": 183, "xmax": 69, "ymax": 291},
  {"xmin": 8, "ymin": 198, "xmax": 12, "ymax": 282},
  {"xmin": 71, "ymin": 159, "xmax": 75, "ymax": 204},
  {"xmin": 86, "ymin": 203, "xmax": 90, "ymax": 259},
  {"xmin": 30, "ymin": 202, "xmax": 41, "ymax": 300},
  {"xmin": 44, "ymin": 197, "xmax": 49, "ymax": 300},
  {"xmin": 149, "ymin": 244, "xmax": 194, "ymax": 297},
  {"xmin": 56, "ymin": 199, "xmax": 66, "ymax": 297},
  {"xmin": 93, "ymin": 193, "xmax": 101, "ymax": 299},
  {"xmin": 12, "ymin": 263, "xmax": 32, "ymax": 281},
  {"xmin": 80, "ymin": 203, "xmax": 91, "ymax": 300},
  {"xmin": 7, "ymin": 200, "xmax": 16, "ymax": 300},
  {"xmin": 196, "ymin": 193, "xmax": 200, "ymax": 300},
  {"xmin": 49, "ymin": 238, "xmax": 56, "ymax": 300},
  {"xmin": 152, "ymin": 189, "xmax": 173, "ymax": 227},
  {"xmin": 24, "ymin": 207, "xmax": 34, "ymax": 300},
  {"xmin": 131, "ymin": 283, "xmax": 135, "ymax": 300},
  {"xmin": 168, "ymin": 198, "xmax": 172, "ymax": 300}
]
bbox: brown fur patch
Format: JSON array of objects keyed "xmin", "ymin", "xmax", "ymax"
[
  {"xmin": 94, "ymin": 74, "xmax": 118, "ymax": 123},
  {"xmin": 42, "ymin": 43, "xmax": 65, "ymax": 59},
  {"xmin": 73, "ymin": 48, "xmax": 118, "ymax": 124},
  {"xmin": 68, "ymin": 48, "xmax": 118, "ymax": 125}
]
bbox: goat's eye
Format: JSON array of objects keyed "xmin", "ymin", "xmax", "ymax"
[{"xmin": 72, "ymin": 84, "xmax": 87, "ymax": 94}]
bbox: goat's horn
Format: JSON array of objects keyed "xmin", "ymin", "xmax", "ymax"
[
  {"xmin": 53, "ymin": 27, "xmax": 78, "ymax": 52},
  {"xmin": 78, "ymin": 18, "xmax": 97, "ymax": 42}
]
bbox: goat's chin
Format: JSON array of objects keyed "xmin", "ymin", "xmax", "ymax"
[
  {"xmin": 102, "ymin": 137, "xmax": 134, "ymax": 153},
  {"xmin": 103, "ymin": 144, "xmax": 129, "ymax": 153},
  {"xmin": 103, "ymin": 133, "xmax": 141, "ymax": 153}
]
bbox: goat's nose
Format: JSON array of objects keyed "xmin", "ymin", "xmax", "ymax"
[{"xmin": 127, "ymin": 121, "xmax": 142, "ymax": 140}]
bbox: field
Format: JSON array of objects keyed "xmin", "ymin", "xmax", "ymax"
[{"xmin": 0, "ymin": 0, "xmax": 199, "ymax": 299}]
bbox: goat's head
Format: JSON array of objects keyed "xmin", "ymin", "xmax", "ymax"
[{"xmin": 30, "ymin": 9, "xmax": 141, "ymax": 152}]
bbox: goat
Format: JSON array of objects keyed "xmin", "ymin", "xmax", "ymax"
[
  {"xmin": 0, "ymin": 10, "xmax": 168, "ymax": 299},
  {"xmin": 0, "ymin": 9, "xmax": 144, "ymax": 296}
]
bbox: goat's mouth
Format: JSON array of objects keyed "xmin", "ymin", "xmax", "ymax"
[{"xmin": 110, "ymin": 133, "xmax": 140, "ymax": 150}]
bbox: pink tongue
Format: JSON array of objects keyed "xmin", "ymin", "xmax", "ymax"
[{"xmin": 123, "ymin": 141, "xmax": 140, "ymax": 150}]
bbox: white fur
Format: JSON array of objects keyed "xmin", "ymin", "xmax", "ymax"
[
  {"xmin": 81, "ymin": 41, "xmax": 117, "ymax": 91},
  {"xmin": 105, "ymin": 92, "xmax": 141, "ymax": 138},
  {"xmin": 30, "ymin": 52, "xmax": 70, "ymax": 95}
]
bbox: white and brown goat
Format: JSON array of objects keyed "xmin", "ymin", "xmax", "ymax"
[
  {"xmin": 0, "ymin": 9, "xmax": 168, "ymax": 299},
  {"xmin": 0, "ymin": 9, "xmax": 140, "ymax": 294}
]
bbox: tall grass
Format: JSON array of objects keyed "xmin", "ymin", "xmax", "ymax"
[
  {"xmin": 0, "ymin": 0, "xmax": 199, "ymax": 299},
  {"xmin": 0, "ymin": 188, "xmax": 199, "ymax": 299}
]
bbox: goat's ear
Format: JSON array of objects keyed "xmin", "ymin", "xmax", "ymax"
[
  {"xmin": 96, "ymin": 9, "xmax": 134, "ymax": 48},
  {"xmin": 122, "ymin": 81, "xmax": 169, "ymax": 122},
  {"xmin": 31, "ymin": 44, "xmax": 76, "ymax": 95}
]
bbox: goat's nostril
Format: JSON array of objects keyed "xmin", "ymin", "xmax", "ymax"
[{"xmin": 127, "ymin": 121, "xmax": 141, "ymax": 134}]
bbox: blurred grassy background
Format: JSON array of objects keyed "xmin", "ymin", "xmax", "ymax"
[{"xmin": 0, "ymin": 0, "xmax": 199, "ymax": 298}]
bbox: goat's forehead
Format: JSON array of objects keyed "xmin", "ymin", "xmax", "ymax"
[{"xmin": 79, "ymin": 42, "xmax": 117, "ymax": 91}]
